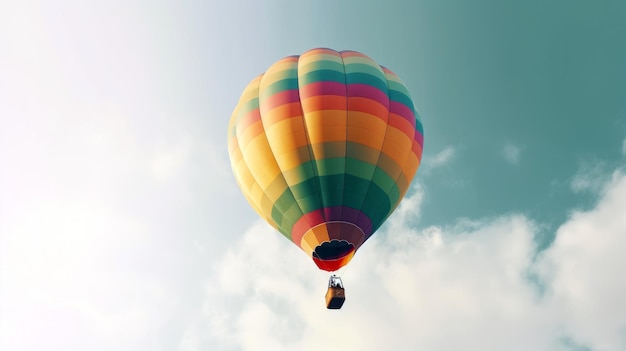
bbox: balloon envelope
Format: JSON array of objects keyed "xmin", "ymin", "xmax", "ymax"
[{"xmin": 228, "ymin": 48, "xmax": 424, "ymax": 271}]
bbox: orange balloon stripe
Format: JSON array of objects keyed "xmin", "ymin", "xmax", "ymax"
[{"xmin": 300, "ymin": 95, "xmax": 347, "ymax": 111}]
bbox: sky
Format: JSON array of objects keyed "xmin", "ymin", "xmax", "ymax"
[{"xmin": 1, "ymin": 0, "xmax": 626, "ymax": 350}]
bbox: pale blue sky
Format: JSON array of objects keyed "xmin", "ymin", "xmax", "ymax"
[{"xmin": 1, "ymin": 1, "xmax": 625, "ymax": 351}]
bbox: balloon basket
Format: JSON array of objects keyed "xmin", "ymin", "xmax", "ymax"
[{"xmin": 325, "ymin": 286, "xmax": 345, "ymax": 309}]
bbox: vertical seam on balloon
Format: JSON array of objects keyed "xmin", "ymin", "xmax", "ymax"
[
  {"xmin": 229, "ymin": 78, "xmax": 274, "ymax": 225},
  {"xmin": 351, "ymin": 55, "xmax": 392, "ymax": 240},
  {"xmin": 338, "ymin": 50, "xmax": 348, "ymax": 231},
  {"xmin": 234, "ymin": 85, "xmax": 280, "ymax": 228},
  {"xmin": 296, "ymin": 51, "xmax": 326, "ymax": 229},
  {"xmin": 258, "ymin": 57, "xmax": 315, "ymax": 245},
  {"xmin": 252, "ymin": 69, "xmax": 303, "ymax": 241},
  {"xmin": 373, "ymin": 70, "xmax": 419, "ymax": 232}
]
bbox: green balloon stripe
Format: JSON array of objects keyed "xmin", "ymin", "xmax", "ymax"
[{"xmin": 270, "ymin": 174, "xmax": 391, "ymax": 228}]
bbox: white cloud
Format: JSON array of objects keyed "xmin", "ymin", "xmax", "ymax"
[
  {"xmin": 152, "ymin": 140, "xmax": 193, "ymax": 182},
  {"xmin": 432, "ymin": 146, "xmax": 456, "ymax": 167},
  {"xmin": 0, "ymin": 4, "xmax": 237, "ymax": 349},
  {"xmin": 537, "ymin": 170, "xmax": 626, "ymax": 351},
  {"xmin": 0, "ymin": 106, "xmax": 235, "ymax": 351},
  {"xmin": 0, "ymin": 200, "xmax": 180, "ymax": 351},
  {"xmin": 502, "ymin": 143, "xmax": 521, "ymax": 165},
  {"xmin": 0, "ymin": 103, "xmax": 232, "ymax": 351},
  {"xmin": 150, "ymin": 137, "xmax": 231, "ymax": 185},
  {"xmin": 189, "ymin": 171, "xmax": 626, "ymax": 351},
  {"xmin": 422, "ymin": 146, "xmax": 456, "ymax": 174},
  {"xmin": 570, "ymin": 160, "xmax": 610, "ymax": 193}
]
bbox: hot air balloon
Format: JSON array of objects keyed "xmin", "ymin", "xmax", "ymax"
[{"xmin": 227, "ymin": 48, "xmax": 424, "ymax": 309}]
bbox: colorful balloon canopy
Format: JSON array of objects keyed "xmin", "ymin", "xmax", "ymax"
[{"xmin": 228, "ymin": 48, "xmax": 424, "ymax": 271}]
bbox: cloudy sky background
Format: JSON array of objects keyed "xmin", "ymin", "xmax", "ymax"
[{"xmin": 1, "ymin": 1, "xmax": 626, "ymax": 350}]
